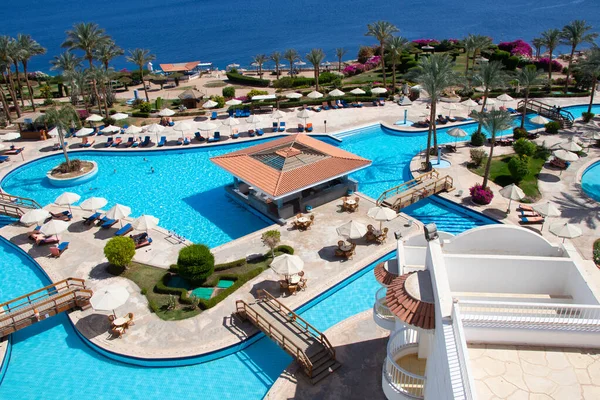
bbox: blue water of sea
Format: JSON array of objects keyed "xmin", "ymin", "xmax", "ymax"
[{"xmin": 2, "ymin": 0, "xmax": 599, "ymax": 72}]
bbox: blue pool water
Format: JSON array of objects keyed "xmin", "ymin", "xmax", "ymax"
[{"xmin": 582, "ymin": 161, "xmax": 600, "ymax": 202}]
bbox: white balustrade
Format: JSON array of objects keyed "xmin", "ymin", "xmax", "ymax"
[{"xmin": 383, "ymin": 328, "xmax": 425, "ymax": 399}]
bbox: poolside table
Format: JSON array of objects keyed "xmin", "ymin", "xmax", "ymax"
[
  {"xmin": 297, "ymin": 217, "xmax": 309, "ymax": 224},
  {"xmin": 113, "ymin": 317, "xmax": 128, "ymax": 327},
  {"xmin": 339, "ymin": 244, "xmax": 353, "ymax": 252},
  {"xmin": 288, "ymin": 275, "xmax": 301, "ymax": 285},
  {"xmin": 345, "ymin": 199, "xmax": 356, "ymax": 206}
]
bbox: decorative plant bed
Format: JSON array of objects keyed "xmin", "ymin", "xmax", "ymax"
[{"xmin": 46, "ymin": 160, "xmax": 98, "ymax": 187}]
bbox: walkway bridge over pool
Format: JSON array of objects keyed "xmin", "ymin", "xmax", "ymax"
[
  {"xmin": 235, "ymin": 290, "xmax": 340, "ymax": 384},
  {"xmin": 377, "ymin": 170, "xmax": 454, "ymax": 211},
  {"xmin": 0, "ymin": 278, "xmax": 93, "ymax": 338},
  {"xmin": 0, "ymin": 192, "xmax": 42, "ymax": 218},
  {"xmin": 519, "ymin": 99, "xmax": 574, "ymax": 128}
]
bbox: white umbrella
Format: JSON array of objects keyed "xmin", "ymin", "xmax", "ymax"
[
  {"xmin": 124, "ymin": 125, "xmax": 143, "ymax": 134},
  {"xmin": 496, "ymin": 93, "xmax": 514, "ymax": 103},
  {"xmin": 20, "ymin": 209, "xmax": 50, "ymax": 226},
  {"xmin": 1, "ymin": 132, "xmax": 21, "ymax": 141},
  {"xmin": 286, "ymin": 92, "xmax": 302, "ymax": 99},
  {"xmin": 221, "ymin": 117, "xmax": 239, "ymax": 136},
  {"xmin": 272, "ymin": 110, "xmax": 285, "ymax": 120},
  {"xmin": 307, "ymin": 91, "xmax": 323, "ymax": 99},
  {"xmin": 553, "ymin": 149, "xmax": 578, "ymax": 162},
  {"xmin": 203, "ymin": 100, "xmax": 218, "ymax": 109},
  {"xmin": 531, "ymin": 115, "xmax": 550, "ymax": 125},
  {"xmin": 47, "ymin": 127, "xmax": 59, "ymax": 137},
  {"xmin": 40, "ymin": 219, "xmax": 69, "ymax": 236},
  {"xmin": 90, "ymin": 285, "xmax": 130, "ymax": 317},
  {"xmin": 499, "ymin": 184, "xmax": 525, "ymax": 213},
  {"xmin": 532, "ymin": 202, "xmax": 560, "ymax": 217},
  {"xmin": 144, "ymin": 123, "xmax": 165, "ymax": 143},
  {"xmin": 111, "ymin": 112, "xmax": 129, "ymax": 121},
  {"xmin": 367, "ymin": 206, "xmax": 396, "ymax": 229},
  {"xmin": 225, "ymin": 99, "xmax": 242, "ymax": 106},
  {"xmin": 270, "ymin": 254, "xmax": 304, "ymax": 276},
  {"xmin": 549, "ymin": 222, "xmax": 582, "ymax": 243},
  {"xmin": 197, "ymin": 121, "xmax": 218, "ymax": 131},
  {"xmin": 80, "ymin": 197, "xmax": 107, "ymax": 211},
  {"xmin": 174, "ymin": 120, "xmax": 194, "ymax": 139},
  {"xmin": 0, "ymin": 143, "xmax": 6, "ymax": 150},
  {"xmin": 328, "ymin": 89, "xmax": 345, "ymax": 97},
  {"xmin": 101, "ymin": 125, "xmax": 120, "ymax": 134},
  {"xmin": 336, "ymin": 220, "xmax": 367, "ymax": 241},
  {"xmin": 132, "ymin": 215, "xmax": 159, "ymax": 232},
  {"xmin": 582, "ymin": 130, "xmax": 600, "ymax": 140},
  {"xmin": 398, "ymin": 97, "xmax": 412, "ymax": 106},
  {"xmin": 297, "ymin": 109, "xmax": 312, "ymax": 124},
  {"xmin": 443, "ymin": 103, "xmax": 459, "ymax": 117},
  {"xmin": 246, "ymin": 115, "xmax": 262, "ymax": 124},
  {"xmin": 484, "ymin": 98, "xmax": 496, "ymax": 107},
  {"xmin": 75, "ymin": 127, "xmax": 94, "ymax": 137},
  {"xmin": 55, "ymin": 192, "xmax": 81, "ymax": 212},
  {"xmin": 371, "ymin": 87, "xmax": 387, "ymax": 94},
  {"xmin": 158, "ymin": 108, "xmax": 175, "ymax": 117},
  {"xmin": 105, "ymin": 204, "xmax": 131, "ymax": 226},
  {"xmin": 559, "ymin": 140, "xmax": 582, "ymax": 152},
  {"xmin": 461, "ymin": 99, "xmax": 478, "ymax": 108},
  {"xmin": 86, "ymin": 114, "xmax": 103, "ymax": 122},
  {"xmin": 294, "ymin": 61, "xmax": 306, "ymax": 66},
  {"xmin": 447, "ymin": 128, "xmax": 467, "ymax": 148},
  {"xmin": 350, "ymin": 88, "xmax": 366, "ymax": 95}
]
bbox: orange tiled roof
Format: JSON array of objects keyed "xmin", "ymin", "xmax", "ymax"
[
  {"xmin": 159, "ymin": 62, "xmax": 200, "ymax": 72},
  {"xmin": 210, "ymin": 134, "xmax": 371, "ymax": 198},
  {"xmin": 374, "ymin": 262, "xmax": 399, "ymax": 286},
  {"xmin": 386, "ymin": 271, "xmax": 435, "ymax": 330}
]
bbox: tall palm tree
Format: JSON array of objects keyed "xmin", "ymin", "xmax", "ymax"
[
  {"xmin": 335, "ymin": 48, "xmax": 348, "ymax": 72},
  {"xmin": 62, "ymin": 22, "xmax": 111, "ymax": 114},
  {"xmin": 365, "ymin": 21, "xmax": 399, "ymax": 87},
  {"xmin": 408, "ymin": 54, "xmax": 459, "ymax": 166},
  {"xmin": 470, "ymin": 35, "xmax": 493, "ymax": 74},
  {"xmin": 271, "ymin": 51, "xmax": 282, "ymax": 79},
  {"xmin": 126, "ymin": 48, "xmax": 155, "ymax": 102},
  {"xmin": 89, "ymin": 66, "xmax": 113, "ymax": 118},
  {"xmin": 305, "ymin": 49, "xmax": 325, "ymax": 91},
  {"xmin": 517, "ymin": 66, "xmax": 543, "ymax": 128},
  {"xmin": 17, "ymin": 34, "xmax": 46, "ymax": 111},
  {"xmin": 472, "ymin": 61, "xmax": 508, "ymax": 133},
  {"xmin": 0, "ymin": 36, "xmax": 21, "ymax": 117},
  {"xmin": 540, "ymin": 29, "xmax": 561, "ymax": 81},
  {"xmin": 387, "ymin": 36, "xmax": 409, "ymax": 94},
  {"xmin": 8, "ymin": 38, "xmax": 25, "ymax": 108},
  {"xmin": 577, "ymin": 47, "xmax": 600, "ymax": 114},
  {"xmin": 560, "ymin": 20, "xmax": 598, "ymax": 93},
  {"xmin": 252, "ymin": 54, "xmax": 268, "ymax": 78},
  {"xmin": 283, "ymin": 49, "xmax": 299, "ymax": 76},
  {"xmin": 463, "ymin": 34, "xmax": 476, "ymax": 76},
  {"xmin": 51, "ymin": 51, "xmax": 82, "ymax": 106},
  {"xmin": 531, "ymin": 38, "xmax": 544, "ymax": 60},
  {"xmin": 66, "ymin": 69, "xmax": 90, "ymax": 111},
  {"xmin": 0, "ymin": 60, "xmax": 12, "ymax": 123},
  {"xmin": 37, "ymin": 105, "xmax": 81, "ymax": 169},
  {"xmin": 473, "ymin": 109, "xmax": 514, "ymax": 189}
]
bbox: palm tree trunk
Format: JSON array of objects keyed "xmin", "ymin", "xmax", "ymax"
[
  {"xmin": 4, "ymin": 71, "xmax": 21, "ymax": 117},
  {"xmin": 476, "ymin": 91, "xmax": 488, "ymax": 134},
  {"xmin": 391, "ymin": 63, "xmax": 396, "ymax": 94},
  {"xmin": 464, "ymin": 51, "xmax": 470, "ymax": 76},
  {"xmin": 13, "ymin": 62, "xmax": 25, "ymax": 108},
  {"xmin": 432, "ymin": 102, "xmax": 438, "ymax": 155},
  {"xmin": 564, "ymin": 47, "xmax": 576, "ymax": 93},
  {"xmin": 482, "ymin": 135, "xmax": 495, "ymax": 190},
  {"xmin": 22, "ymin": 62, "xmax": 36, "ymax": 111},
  {"xmin": 141, "ymin": 67, "xmax": 150, "ymax": 103},
  {"xmin": 548, "ymin": 50, "xmax": 554, "ymax": 82},
  {"xmin": 88, "ymin": 58, "xmax": 102, "ymax": 115},
  {"xmin": 380, "ymin": 41, "xmax": 386, "ymax": 87},
  {"xmin": 338, "ymin": 57, "xmax": 342, "ymax": 72},
  {"xmin": 520, "ymin": 91, "xmax": 529, "ymax": 128},
  {"xmin": 275, "ymin": 66, "xmax": 280, "ymax": 79},
  {"xmin": 314, "ymin": 67, "xmax": 319, "ymax": 91},
  {"xmin": 588, "ymin": 77, "xmax": 596, "ymax": 114},
  {"xmin": 59, "ymin": 130, "xmax": 71, "ymax": 169},
  {"xmin": 101, "ymin": 82, "xmax": 109, "ymax": 118},
  {"xmin": 0, "ymin": 87, "xmax": 12, "ymax": 123},
  {"xmin": 289, "ymin": 61, "xmax": 293, "ymax": 76}
]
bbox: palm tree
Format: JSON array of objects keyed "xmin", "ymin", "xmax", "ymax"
[
  {"xmin": 62, "ymin": 22, "xmax": 111, "ymax": 114},
  {"xmin": 8, "ymin": 38, "xmax": 25, "ymax": 108},
  {"xmin": 37, "ymin": 105, "xmax": 81, "ymax": 169},
  {"xmin": 472, "ymin": 61, "xmax": 508, "ymax": 133},
  {"xmin": 470, "ymin": 35, "xmax": 493, "ymax": 74},
  {"xmin": 0, "ymin": 36, "xmax": 21, "ymax": 117},
  {"xmin": 335, "ymin": 48, "xmax": 348, "ymax": 72},
  {"xmin": 463, "ymin": 34, "xmax": 475, "ymax": 76},
  {"xmin": 271, "ymin": 51, "xmax": 282, "ymax": 79},
  {"xmin": 0, "ymin": 60, "xmax": 12, "ymax": 123},
  {"xmin": 305, "ymin": 49, "xmax": 325, "ymax": 91},
  {"xmin": 283, "ymin": 49, "xmax": 299, "ymax": 76},
  {"xmin": 408, "ymin": 54, "xmax": 459, "ymax": 166},
  {"xmin": 540, "ymin": 29, "xmax": 561, "ymax": 81},
  {"xmin": 126, "ymin": 48, "xmax": 155, "ymax": 102},
  {"xmin": 252, "ymin": 54, "xmax": 268, "ymax": 78},
  {"xmin": 531, "ymin": 38, "xmax": 544, "ymax": 60},
  {"xmin": 561, "ymin": 20, "xmax": 598, "ymax": 93},
  {"xmin": 51, "ymin": 51, "xmax": 82, "ymax": 106},
  {"xmin": 517, "ymin": 66, "xmax": 543, "ymax": 128},
  {"xmin": 365, "ymin": 21, "xmax": 399, "ymax": 87},
  {"xmin": 387, "ymin": 36, "xmax": 409, "ymax": 94},
  {"xmin": 473, "ymin": 109, "xmax": 514, "ymax": 189},
  {"xmin": 66, "ymin": 69, "xmax": 90, "ymax": 111},
  {"xmin": 577, "ymin": 47, "xmax": 600, "ymax": 114},
  {"xmin": 17, "ymin": 34, "xmax": 46, "ymax": 111},
  {"xmin": 96, "ymin": 41, "xmax": 123, "ymax": 71},
  {"xmin": 89, "ymin": 66, "xmax": 113, "ymax": 117}
]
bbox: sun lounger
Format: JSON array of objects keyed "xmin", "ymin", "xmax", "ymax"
[
  {"xmin": 83, "ymin": 139, "xmax": 95, "ymax": 148},
  {"xmin": 330, "ymin": 101, "xmax": 339, "ymax": 110},
  {"xmin": 208, "ymin": 132, "xmax": 221, "ymax": 143},
  {"xmin": 279, "ymin": 122, "xmax": 286, "ymax": 132},
  {"xmin": 140, "ymin": 136, "xmax": 151, "ymax": 147},
  {"xmin": 298, "ymin": 124, "xmax": 305, "ymax": 133},
  {"xmin": 520, "ymin": 216, "xmax": 545, "ymax": 225},
  {"xmin": 4, "ymin": 146, "xmax": 24, "ymax": 155},
  {"xmin": 379, "ymin": 98, "xmax": 385, "ymax": 106},
  {"xmin": 83, "ymin": 212, "xmax": 101, "ymax": 225},
  {"xmin": 101, "ymin": 219, "xmax": 118, "ymax": 229},
  {"xmin": 105, "ymin": 137, "xmax": 114, "ymax": 147},
  {"xmin": 341, "ymin": 100, "xmax": 350, "ymax": 108},
  {"xmin": 37, "ymin": 235, "xmax": 59, "ymax": 246},
  {"xmin": 231, "ymin": 128, "xmax": 239, "ymax": 139},
  {"xmin": 135, "ymin": 237, "xmax": 153, "ymax": 249},
  {"xmin": 311, "ymin": 105, "xmax": 322, "ymax": 112},
  {"xmin": 125, "ymin": 137, "xmax": 134, "ymax": 147},
  {"xmin": 210, "ymin": 111, "xmax": 218, "ymax": 120},
  {"xmin": 176, "ymin": 137, "xmax": 184, "ymax": 145},
  {"xmin": 445, "ymin": 144, "xmax": 457, "ymax": 152},
  {"xmin": 52, "ymin": 142, "xmax": 67, "ymax": 151},
  {"xmin": 507, "ymin": 108, "xmax": 517, "ymax": 114},
  {"xmin": 131, "ymin": 137, "xmax": 140, "ymax": 147},
  {"xmin": 321, "ymin": 102, "xmax": 330, "ymax": 110},
  {"xmin": 51, "ymin": 210, "xmax": 72, "ymax": 221},
  {"xmin": 248, "ymin": 129, "xmax": 255, "ymax": 137},
  {"xmin": 272, "ymin": 122, "xmax": 278, "ymax": 132},
  {"xmin": 256, "ymin": 129, "xmax": 264, "ymax": 136},
  {"xmin": 50, "ymin": 242, "xmax": 69, "ymax": 257},
  {"xmin": 157, "ymin": 136, "xmax": 166, "ymax": 147},
  {"xmin": 115, "ymin": 223, "xmax": 133, "ymax": 236},
  {"xmin": 183, "ymin": 136, "xmax": 190, "ymax": 145},
  {"xmin": 306, "ymin": 123, "xmax": 313, "ymax": 132},
  {"xmin": 111, "ymin": 137, "xmax": 122, "ymax": 147},
  {"xmin": 0, "ymin": 155, "xmax": 10, "ymax": 163},
  {"xmin": 517, "ymin": 204, "xmax": 534, "ymax": 212}
]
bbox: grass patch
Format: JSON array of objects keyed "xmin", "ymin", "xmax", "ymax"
[
  {"xmin": 203, "ymin": 80, "xmax": 227, "ymax": 88},
  {"xmin": 594, "ymin": 239, "xmax": 600, "ymax": 266}
]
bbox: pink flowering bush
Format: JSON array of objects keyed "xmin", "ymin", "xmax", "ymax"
[
  {"xmin": 470, "ymin": 184, "xmax": 494, "ymax": 205},
  {"xmin": 498, "ymin": 40, "xmax": 532, "ymax": 57},
  {"xmin": 342, "ymin": 64, "xmax": 365, "ymax": 76},
  {"xmin": 534, "ymin": 57, "xmax": 563, "ymax": 72},
  {"xmin": 412, "ymin": 39, "xmax": 439, "ymax": 47}
]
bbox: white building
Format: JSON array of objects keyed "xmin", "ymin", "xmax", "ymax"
[{"xmin": 374, "ymin": 224, "xmax": 600, "ymax": 400}]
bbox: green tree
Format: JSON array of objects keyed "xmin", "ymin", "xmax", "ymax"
[
  {"xmin": 65, "ymin": 69, "xmax": 90, "ymax": 112},
  {"xmin": 560, "ymin": 20, "xmax": 598, "ymax": 93},
  {"xmin": 51, "ymin": 51, "xmax": 82, "ymax": 106},
  {"xmin": 271, "ymin": 51, "xmax": 282, "ymax": 79},
  {"xmin": 408, "ymin": 54, "xmax": 459, "ymax": 166},
  {"xmin": 104, "ymin": 236, "xmax": 136, "ymax": 269},
  {"xmin": 473, "ymin": 109, "xmax": 514, "ymax": 189},
  {"xmin": 37, "ymin": 104, "xmax": 81, "ymax": 169},
  {"xmin": 178, "ymin": 244, "xmax": 215, "ymax": 285},
  {"xmin": 512, "ymin": 138, "xmax": 536, "ymax": 157},
  {"xmin": 365, "ymin": 21, "xmax": 399, "ymax": 87},
  {"xmin": 16, "ymin": 34, "xmax": 46, "ymax": 111},
  {"xmin": 464, "ymin": 34, "xmax": 492, "ymax": 76},
  {"xmin": 463, "ymin": 34, "xmax": 475, "ymax": 76},
  {"xmin": 0, "ymin": 36, "xmax": 22, "ymax": 117},
  {"xmin": 283, "ymin": 49, "xmax": 299, "ymax": 77},
  {"xmin": 126, "ymin": 48, "xmax": 155, "ymax": 102},
  {"xmin": 531, "ymin": 37, "xmax": 544, "ymax": 60},
  {"xmin": 261, "ymin": 230, "xmax": 281, "ymax": 259},
  {"xmin": 96, "ymin": 41, "xmax": 123, "ymax": 71},
  {"xmin": 89, "ymin": 66, "xmax": 114, "ymax": 117},
  {"xmin": 8, "ymin": 37, "xmax": 25, "ymax": 108},
  {"xmin": 577, "ymin": 46, "xmax": 600, "ymax": 113},
  {"xmin": 387, "ymin": 36, "xmax": 410, "ymax": 94},
  {"xmin": 516, "ymin": 66, "xmax": 543, "ymax": 128},
  {"xmin": 472, "ymin": 61, "xmax": 508, "ymax": 133},
  {"xmin": 508, "ymin": 156, "xmax": 529, "ymax": 182},
  {"xmin": 252, "ymin": 54, "xmax": 268, "ymax": 79},
  {"xmin": 335, "ymin": 47, "xmax": 347, "ymax": 72},
  {"xmin": 305, "ymin": 49, "xmax": 325, "ymax": 91},
  {"xmin": 540, "ymin": 29, "xmax": 561, "ymax": 81}
]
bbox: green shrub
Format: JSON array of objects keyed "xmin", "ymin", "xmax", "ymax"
[
  {"xmin": 272, "ymin": 77, "xmax": 294, "ymax": 89},
  {"xmin": 513, "ymin": 127, "xmax": 528, "ymax": 140},
  {"xmin": 131, "ymin": 112, "xmax": 150, "ymax": 118},
  {"xmin": 210, "ymin": 95, "xmax": 225, "ymax": 109},
  {"xmin": 214, "ymin": 258, "xmax": 246, "ymax": 271},
  {"xmin": 197, "ymin": 267, "xmax": 265, "ymax": 310},
  {"xmin": 471, "ymin": 131, "xmax": 485, "ymax": 147},
  {"xmin": 177, "ymin": 244, "xmax": 215, "ymax": 285},
  {"xmin": 141, "ymin": 288, "xmax": 147, "ymax": 295},
  {"xmin": 545, "ymin": 121, "xmax": 560, "ymax": 134},
  {"xmin": 318, "ymin": 72, "xmax": 337, "ymax": 85},
  {"xmin": 222, "ymin": 86, "xmax": 235, "ymax": 98},
  {"xmin": 246, "ymin": 89, "xmax": 269, "ymax": 99},
  {"xmin": 155, "ymin": 97, "xmax": 163, "ymax": 110},
  {"xmin": 261, "ymin": 230, "xmax": 281, "ymax": 258},
  {"xmin": 357, "ymin": 46, "xmax": 375, "ymax": 63},
  {"xmin": 139, "ymin": 102, "xmax": 152, "ymax": 113},
  {"xmin": 274, "ymin": 244, "xmax": 294, "ymax": 255},
  {"xmin": 594, "ymin": 240, "xmax": 600, "ymax": 266},
  {"xmin": 508, "ymin": 156, "xmax": 529, "ymax": 182},
  {"xmin": 513, "ymin": 138, "xmax": 536, "ymax": 157},
  {"xmin": 470, "ymin": 148, "xmax": 487, "ymax": 166},
  {"xmin": 226, "ymin": 72, "xmax": 269, "ymax": 87},
  {"xmin": 505, "ymin": 56, "xmax": 520, "ymax": 71},
  {"xmin": 582, "ymin": 112, "xmax": 595, "ymax": 123},
  {"xmin": 104, "ymin": 237, "xmax": 136, "ymax": 268}
]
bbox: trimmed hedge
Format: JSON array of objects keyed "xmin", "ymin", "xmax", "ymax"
[
  {"xmin": 226, "ymin": 72, "xmax": 269, "ymax": 87},
  {"xmin": 131, "ymin": 112, "xmax": 150, "ymax": 118}
]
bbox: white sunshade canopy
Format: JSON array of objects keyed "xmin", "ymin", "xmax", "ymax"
[
  {"xmin": 559, "ymin": 140, "xmax": 582, "ymax": 152},
  {"xmin": 367, "ymin": 206, "xmax": 396, "ymax": 221},
  {"xmin": 221, "ymin": 117, "xmax": 239, "ymax": 127},
  {"xmin": 532, "ymin": 202, "xmax": 560, "ymax": 217},
  {"xmin": 294, "ymin": 61, "xmax": 306, "ymax": 66},
  {"xmin": 197, "ymin": 121, "xmax": 218, "ymax": 131},
  {"xmin": 1, "ymin": 132, "xmax": 21, "ymax": 141},
  {"xmin": 270, "ymin": 254, "xmax": 304, "ymax": 276},
  {"xmin": 336, "ymin": 220, "xmax": 367, "ymax": 239},
  {"xmin": 20, "ymin": 209, "xmax": 50, "ymax": 226},
  {"xmin": 307, "ymin": 91, "xmax": 323, "ymax": 99},
  {"xmin": 398, "ymin": 97, "xmax": 412, "ymax": 106},
  {"xmin": 111, "ymin": 112, "xmax": 129, "ymax": 120},
  {"xmin": 143, "ymin": 123, "xmax": 165, "ymax": 134},
  {"xmin": 47, "ymin": 127, "xmax": 59, "ymax": 137},
  {"xmin": 530, "ymin": 115, "xmax": 550, "ymax": 125},
  {"xmin": 125, "ymin": 125, "xmax": 143, "ymax": 134},
  {"xmin": 132, "ymin": 215, "xmax": 159, "ymax": 231},
  {"xmin": 286, "ymin": 92, "xmax": 302, "ymax": 99},
  {"xmin": 349, "ymin": 88, "xmax": 366, "ymax": 95},
  {"xmin": 90, "ymin": 285, "xmax": 130, "ymax": 312},
  {"xmin": 549, "ymin": 222, "xmax": 582, "ymax": 240},
  {"xmin": 371, "ymin": 87, "xmax": 387, "ymax": 94},
  {"xmin": 86, "ymin": 114, "xmax": 103, "ymax": 122},
  {"xmin": 55, "ymin": 192, "xmax": 81, "ymax": 206},
  {"xmin": 447, "ymin": 128, "xmax": 468, "ymax": 138},
  {"xmin": 552, "ymin": 149, "xmax": 579, "ymax": 162},
  {"xmin": 496, "ymin": 93, "xmax": 514, "ymax": 102},
  {"xmin": 101, "ymin": 125, "xmax": 120, "ymax": 134},
  {"xmin": 272, "ymin": 110, "xmax": 285, "ymax": 119},
  {"xmin": 328, "ymin": 89, "xmax": 345, "ymax": 97},
  {"xmin": 173, "ymin": 121, "xmax": 194, "ymax": 132},
  {"xmin": 297, "ymin": 109, "xmax": 312, "ymax": 119},
  {"xmin": 443, "ymin": 103, "xmax": 459, "ymax": 110},
  {"xmin": 75, "ymin": 127, "xmax": 95, "ymax": 137},
  {"xmin": 105, "ymin": 204, "xmax": 131, "ymax": 220},
  {"xmin": 158, "ymin": 108, "xmax": 176, "ymax": 117},
  {"xmin": 583, "ymin": 130, "xmax": 600, "ymax": 140},
  {"xmin": 225, "ymin": 99, "xmax": 242, "ymax": 106},
  {"xmin": 251, "ymin": 94, "xmax": 277, "ymax": 101},
  {"xmin": 461, "ymin": 99, "xmax": 478, "ymax": 108},
  {"xmin": 80, "ymin": 197, "xmax": 108, "ymax": 211},
  {"xmin": 499, "ymin": 184, "xmax": 525, "ymax": 201},
  {"xmin": 40, "ymin": 219, "xmax": 69, "ymax": 236},
  {"xmin": 246, "ymin": 115, "xmax": 262, "ymax": 124},
  {"xmin": 482, "ymin": 98, "xmax": 496, "ymax": 105},
  {"xmin": 203, "ymin": 100, "xmax": 218, "ymax": 109}
]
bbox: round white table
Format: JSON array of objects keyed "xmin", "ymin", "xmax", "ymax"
[
  {"xmin": 297, "ymin": 217, "xmax": 309, "ymax": 224},
  {"xmin": 339, "ymin": 244, "xmax": 353, "ymax": 252},
  {"xmin": 113, "ymin": 317, "xmax": 128, "ymax": 327},
  {"xmin": 345, "ymin": 199, "xmax": 356, "ymax": 205},
  {"xmin": 288, "ymin": 275, "xmax": 301, "ymax": 284}
]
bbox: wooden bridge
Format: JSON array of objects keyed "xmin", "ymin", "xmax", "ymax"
[
  {"xmin": 518, "ymin": 99, "xmax": 574, "ymax": 128},
  {"xmin": 376, "ymin": 170, "xmax": 454, "ymax": 211},
  {"xmin": 0, "ymin": 278, "xmax": 93, "ymax": 338},
  {"xmin": 0, "ymin": 192, "xmax": 42, "ymax": 218},
  {"xmin": 236, "ymin": 290, "xmax": 340, "ymax": 384}
]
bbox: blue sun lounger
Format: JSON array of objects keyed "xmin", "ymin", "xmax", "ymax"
[
  {"xmin": 157, "ymin": 136, "xmax": 167, "ymax": 147},
  {"xmin": 279, "ymin": 122, "xmax": 286, "ymax": 132},
  {"xmin": 210, "ymin": 111, "xmax": 218, "ymax": 120},
  {"xmin": 272, "ymin": 122, "xmax": 278, "ymax": 132},
  {"xmin": 83, "ymin": 212, "xmax": 101, "ymax": 225},
  {"xmin": 140, "ymin": 136, "xmax": 150, "ymax": 147},
  {"xmin": 0, "ymin": 155, "xmax": 9, "ymax": 163},
  {"xmin": 256, "ymin": 128, "xmax": 264, "ymax": 136},
  {"xmin": 115, "ymin": 223, "xmax": 133, "ymax": 236},
  {"xmin": 101, "ymin": 218, "xmax": 118, "ymax": 229},
  {"xmin": 104, "ymin": 137, "xmax": 113, "ymax": 147},
  {"xmin": 183, "ymin": 137, "xmax": 190, "ymax": 145},
  {"xmin": 208, "ymin": 132, "xmax": 221, "ymax": 143}
]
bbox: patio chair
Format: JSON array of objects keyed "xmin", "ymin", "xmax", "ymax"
[
  {"xmin": 210, "ymin": 111, "xmax": 218, "ymax": 120},
  {"xmin": 108, "ymin": 314, "xmax": 116, "ymax": 328},
  {"xmin": 279, "ymin": 122, "xmax": 286, "ymax": 132},
  {"xmin": 366, "ymin": 224, "xmax": 377, "ymax": 243},
  {"xmin": 183, "ymin": 136, "xmax": 191, "ymax": 145},
  {"xmin": 124, "ymin": 137, "xmax": 134, "ymax": 147},
  {"xmin": 376, "ymin": 227, "xmax": 389, "ymax": 244},
  {"xmin": 157, "ymin": 136, "xmax": 167, "ymax": 147},
  {"xmin": 126, "ymin": 312, "xmax": 135, "ymax": 327},
  {"xmin": 329, "ymin": 100, "xmax": 338, "ymax": 109},
  {"xmin": 297, "ymin": 124, "xmax": 304, "ymax": 133},
  {"xmin": 83, "ymin": 212, "xmax": 101, "ymax": 225},
  {"xmin": 321, "ymin": 101, "xmax": 330, "ymax": 110},
  {"xmin": 256, "ymin": 128, "xmax": 264, "ymax": 136},
  {"xmin": 105, "ymin": 137, "xmax": 114, "ymax": 147},
  {"xmin": 279, "ymin": 280, "xmax": 289, "ymax": 295},
  {"xmin": 111, "ymin": 326, "xmax": 125, "ymax": 339},
  {"xmin": 208, "ymin": 132, "xmax": 221, "ymax": 142},
  {"xmin": 272, "ymin": 122, "xmax": 278, "ymax": 132},
  {"xmin": 111, "ymin": 137, "xmax": 122, "ymax": 147},
  {"xmin": 114, "ymin": 223, "xmax": 133, "ymax": 236},
  {"xmin": 378, "ymin": 98, "xmax": 385, "ymax": 106},
  {"xmin": 306, "ymin": 123, "xmax": 313, "ymax": 132},
  {"xmin": 141, "ymin": 136, "xmax": 151, "ymax": 147},
  {"xmin": 248, "ymin": 129, "xmax": 256, "ymax": 137},
  {"xmin": 49, "ymin": 242, "xmax": 69, "ymax": 258},
  {"xmin": 231, "ymin": 128, "xmax": 240, "ymax": 139}
]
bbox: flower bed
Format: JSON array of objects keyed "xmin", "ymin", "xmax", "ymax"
[{"xmin": 470, "ymin": 184, "xmax": 494, "ymax": 205}]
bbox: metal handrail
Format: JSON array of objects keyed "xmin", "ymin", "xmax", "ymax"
[
  {"xmin": 518, "ymin": 99, "xmax": 574, "ymax": 123},
  {"xmin": 383, "ymin": 327, "xmax": 425, "ymax": 398},
  {"xmin": 0, "ymin": 192, "xmax": 42, "ymax": 209},
  {"xmin": 392, "ymin": 175, "xmax": 453, "ymax": 209},
  {"xmin": 0, "ymin": 278, "xmax": 87, "ymax": 312},
  {"xmin": 376, "ymin": 170, "xmax": 439, "ymax": 205}
]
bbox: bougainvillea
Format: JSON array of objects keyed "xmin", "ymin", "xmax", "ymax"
[
  {"xmin": 342, "ymin": 64, "xmax": 365, "ymax": 76},
  {"xmin": 412, "ymin": 39, "xmax": 440, "ymax": 47},
  {"xmin": 498, "ymin": 40, "xmax": 532, "ymax": 57},
  {"xmin": 534, "ymin": 57, "xmax": 563, "ymax": 72},
  {"xmin": 470, "ymin": 184, "xmax": 494, "ymax": 205}
]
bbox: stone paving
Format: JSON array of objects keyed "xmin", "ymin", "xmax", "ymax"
[{"xmin": 470, "ymin": 344, "xmax": 600, "ymax": 400}]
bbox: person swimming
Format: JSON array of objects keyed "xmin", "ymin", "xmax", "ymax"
[{"xmin": 151, "ymin": 167, "xmax": 154, "ymax": 173}]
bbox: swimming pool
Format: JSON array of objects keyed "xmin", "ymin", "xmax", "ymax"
[{"xmin": 582, "ymin": 161, "xmax": 600, "ymax": 202}]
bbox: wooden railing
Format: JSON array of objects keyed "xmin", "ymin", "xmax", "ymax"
[
  {"xmin": 0, "ymin": 192, "xmax": 41, "ymax": 217},
  {"xmin": 376, "ymin": 170, "xmax": 440, "ymax": 206},
  {"xmin": 518, "ymin": 99, "xmax": 575, "ymax": 127},
  {"xmin": 383, "ymin": 175, "xmax": 454, "ymax": 211}
]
